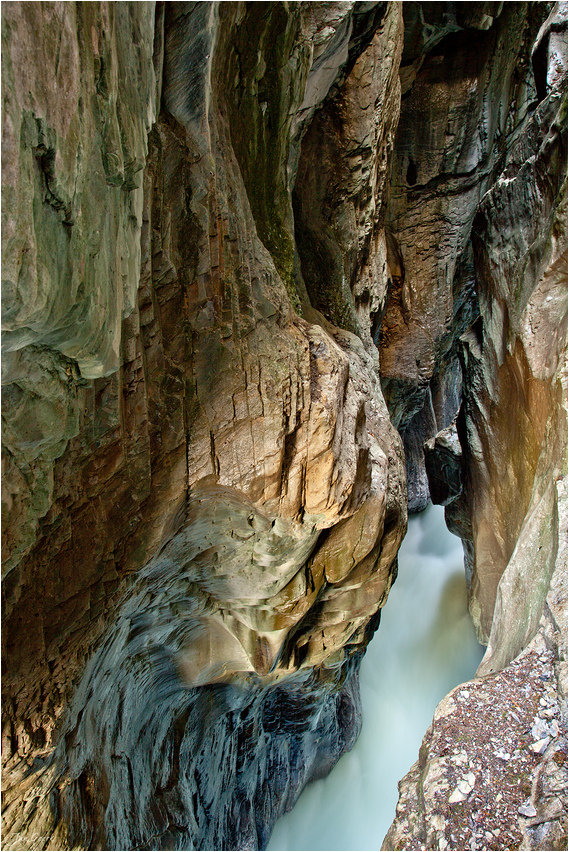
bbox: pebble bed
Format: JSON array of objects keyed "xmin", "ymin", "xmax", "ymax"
[{"xmin": 388, "ymin": 646, "xmax": 568, "ymax": 851}]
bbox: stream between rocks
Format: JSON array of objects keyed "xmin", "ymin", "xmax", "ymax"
[{"xmin": 267, "ymin": 503, "xmax": 485, "ymax": 851}]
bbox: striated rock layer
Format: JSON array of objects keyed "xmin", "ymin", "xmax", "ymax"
[
  {"xmin": 1, "ymin": 2, "xmax": 566, "ymax": 851},
  {"xmin": 2, "ymin": 3, "xmax": 407, "ymax": 849},
  {"xmin": 384, "ymin": 2, "xmax": 568, "ymax": 850}
]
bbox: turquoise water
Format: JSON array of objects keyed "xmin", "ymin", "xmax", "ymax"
[{"xmin": 267, "ymin": 503, "xmax": 484, "ymax": 851}]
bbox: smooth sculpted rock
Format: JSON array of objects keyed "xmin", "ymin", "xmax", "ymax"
[
  {"xmin": 3, "ymin": 483, "xmax": 375, "ymax": 850},
  {"xmin": 2, "ymin": 3, "xmax": 566, "ymax": 851},
  {"xmin": 456, "ymin": 50, "xmax": 568, "ymax": 654},
  {"xmin": 2, "ymin": 2, "xmax": 158, "ymax": 375},
  {"xmin": 379, "ymin": 3, "xmax": 548, "ymax": 504},
  {"xmin": 1, "ymin": 1, "xmax": 159, "ymax": 577},
  {"xmin": 2, "ymin": 4, "xmax": 407, "ymax": 850}
]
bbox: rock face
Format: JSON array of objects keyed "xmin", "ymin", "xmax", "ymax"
[
  {"xmin": 2, "ymin": 0, "xmax": 159, "ymax": 577},
  {"xmin": 2, "ymin": 3, "xmax": 406, "ymax": 849},
  {"xmin": 382, "ymin": 2, "xmax": 550, "ymax": 511},
  {"xmin": 383, "ymin": 2, "xmax": 568, "ymax": 849},
  {"xmin": 1, "ymin": 2, "xmax": 566, "ymax": 851},
  {"xmin": 458, "ymin": 79, "xmax": 568, "ymax": 658}
]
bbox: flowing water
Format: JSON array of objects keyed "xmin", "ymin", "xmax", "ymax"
[{"xmin": 267, "ymin": 503, "xmax": 485, "ymax": 852}]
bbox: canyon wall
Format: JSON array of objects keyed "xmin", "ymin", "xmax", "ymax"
[
  {"xmin": 1, "ymin": 2, "xmax": 566, "ymax": 851},
  {"xmin": 384, "ymin": 4, "xmax": 568, "ymax": 849}
]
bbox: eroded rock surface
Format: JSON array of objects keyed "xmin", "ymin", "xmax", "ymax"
[
  {"xmin": 383, "ymin": 476, "xmax": 568, "ymax": 851},
  {"xmin": 1, "ymin": 2, "xmax": 566, "ymax": 851},
  {"xmin": 382, "ymin": 2, "xmax": 547, "ymax": 511},
  {"xmin": 2, "ymin": 3, "xmax": 407, "ymax": 850},
  {"xmin": 458, "ymin": 81, "xmax": 567, "ymax": 653},
  {"xmin": 2, "ymin": 0, "xmax": 159, "ymax": 576},
  {"xmin": 384, "ymin": 2, "xmax": 568, "ymax": 849}
]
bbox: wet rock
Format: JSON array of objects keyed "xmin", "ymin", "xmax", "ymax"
[
  {"xmin": 1, "ymin": 2, "xmax": 566, "ymax": 851},
  {"xmin": 402, "ymin": 388, "xmax": 438, "ymax": 513},
  {"xmin": 424, "ymin": 421, "xmax": 463, "ymax": 508}
]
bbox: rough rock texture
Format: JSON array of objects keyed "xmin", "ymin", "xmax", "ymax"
[
  {"xmin": 1, "ymin": 2, "xmax": 567, "ymax": 851},
  {"xmin": 2, "ymin": 3, "xmax": 407, "ymax": 850},
  {"xmin": 382, "ymin": 1, "xmax": 546, "ymax": 511},
  {"xmin": 383, "ymin": 476, "xmax": 568, "ymax": 852},
  {"xmin": 384, "ymin": 2, "xmax": 568, "ymax": 849}
]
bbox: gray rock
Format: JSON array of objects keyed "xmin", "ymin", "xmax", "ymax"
[
  {"xmin": 424, "ymin": 420, "xmax": 463, "ymax": 508},
  {"xmin": 519, "ymin": 803, "xmax": 538, "ymax": 818},
  {"xmin": 1, "ymin": 4, "xmax": 566, "ymax": 852}
]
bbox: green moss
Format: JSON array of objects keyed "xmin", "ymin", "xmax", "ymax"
[
  {"xmin": 293, "ymin": 203, "xmax": 360, "ymax": 334},
  {"xmin": 219, "ymin": 4, "xmax": 307, "ymax": 309}
]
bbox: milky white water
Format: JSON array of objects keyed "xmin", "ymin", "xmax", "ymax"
[{"xmin": 267, "ymin": 503, "xmax": 485, "ymax": 852}]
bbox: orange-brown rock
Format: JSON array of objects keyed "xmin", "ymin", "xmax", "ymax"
[
  {"xmin": 1, "ymin": 2, "xmax": 566, "ymax": 851},
  {"xmin": 384, "ymin": 3, "xmax": 567, "ymax": 849},
  {"xmin": 2, "ymin": 4, "xmax": 407, "ymax": 849}
]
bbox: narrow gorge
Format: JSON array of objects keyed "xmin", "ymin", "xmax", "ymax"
[{"xmin": 1, "ymin": 3, "xmax": 567, "ymax": 851}]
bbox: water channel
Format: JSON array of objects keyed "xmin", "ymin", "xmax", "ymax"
[{"xmin": 267, "ymin": 503, "xmax": 485, "ymax": 851}]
